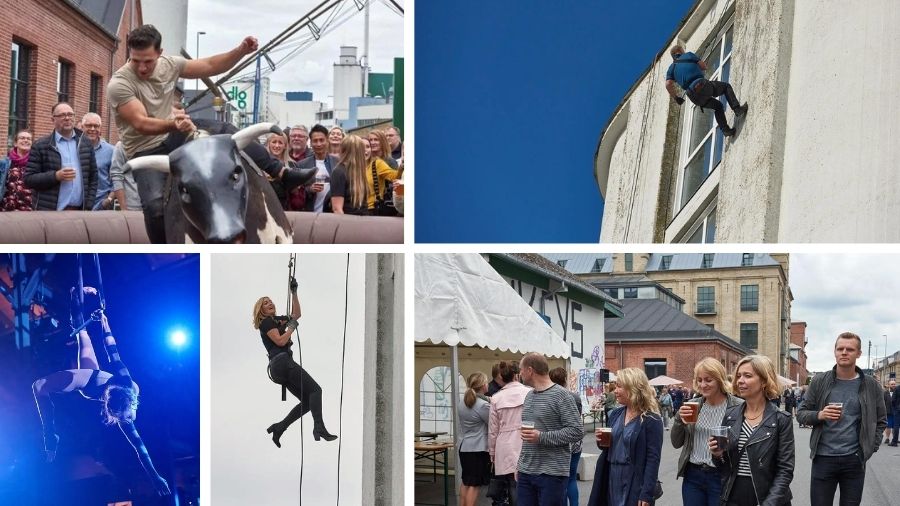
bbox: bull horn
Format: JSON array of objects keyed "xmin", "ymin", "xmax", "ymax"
[
  {"xmin": 125, "ymin": 155, "xmax": 171, "ymax": 173},
  {"xmin": 232, "ymin": 123, "xmax": 280, "ymax": 150}
]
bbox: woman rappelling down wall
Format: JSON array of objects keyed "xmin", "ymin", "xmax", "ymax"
[
  {"xmin": 31, "ymin": 285, "xmax": 170, "ymax": 496},
  {"xmin": 252, "ymin": 275, "xmax": 338, "ymax": 447}
]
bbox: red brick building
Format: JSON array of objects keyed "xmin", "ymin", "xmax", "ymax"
[
  {"xmin": 788, "ymin": 321, "xmax": 809, "ymax": 385},
  {"xmin": 1, "ymin": 0, "xmax": 142, "ymax": 147},
  {"xmin": 604, "ymin": 298, "xmax": 752, "ymax": 384}
]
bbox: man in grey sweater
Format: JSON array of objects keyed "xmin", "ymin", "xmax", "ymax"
[
  {"xmin": 516, "ymin": 353, "xmax": 582, "ymax": 505},
  {"xmin": 797, "ymin": 332, "xmax": 886, "ymax": 506}
]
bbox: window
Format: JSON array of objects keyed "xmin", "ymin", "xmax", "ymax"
[
  {"xmin": 89, "ymin": 73, "xmax": 102, "ymax": 113},
  {"xmin": 418, "ymin": 367, "xmax": 464, "ymax": 439},
  {"xmin": 603, "ymin": 288, "xmax": 619, "ymax": 299},
  {"xmin": 675, "ymin": 23, "xmax": 734, "ymax": 211},
  {"xmin": 701, "ymin": 253, "xmax": 715, "ymax": 269},
  {"xmin": 644, "ymin": 359, "xmax": 667, "ymax": 380},
  {"xmin": 591, "ymin": 258, "xmax": 605, "ymax": 273},
  {"xmin": 742, "ymin": 253, "xmax": 754, "ymax": 267},
  {"xmin": 684, "ymin": 205, "xmax": 717, "ymax": 244},
  {"xmin": 57, "ymin": 60, "xmax": 73, "ymax": 104},
  {"xmin": 623, "ymin": 287, "xmax": 637, "ymax": 299},
  {"xmin": 706, "ymin": 324, "xmax": 715, "ymax": 330},
  {"xmin": 696, "ymin": 286, "xmax": 715, "ymax": 314},
  {"xmin": 624, "ymin": 253, "xmax": 633, "ymax": 272},
  {"xmin": 660, "ymin": 255, "xmax": 673, "ymax": 270},
  {"xmin": 557, "ymin": 259, "xmax": 568, "ymax": 268},
  {"xmin": 741, "ymin": 285, "xmax": 759, "ymax": 311},
  {"xmin": 9, "ymin": 41, "xmax": 32, "ymax": 145},
  {"xmin": 740, "ymin": 323, "xmax": 758, "ymax": 349}
]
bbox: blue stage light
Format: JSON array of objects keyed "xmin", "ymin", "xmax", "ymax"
[{"xmin": 169, "ymin": 329, "xmax": 188, "ymax": 349}]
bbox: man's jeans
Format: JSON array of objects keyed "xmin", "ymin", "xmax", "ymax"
[
  {"xmin": 892, "ymin": 408, "xmax": 900, "ymax": 444},
  {"xmin": 810, "ymin": 453, "xmax": 865, "ymax": 506},
  {"xmin": 516, "ymin": 472, "xmax": 567, "ymax": 506}
]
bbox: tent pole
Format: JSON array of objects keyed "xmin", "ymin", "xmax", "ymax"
[{"xmin": 451, "ymin": 345, "xmax": 461, "ymax": 499}]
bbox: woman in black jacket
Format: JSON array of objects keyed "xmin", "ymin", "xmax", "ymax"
[
  {"xmin": 252, "ymin": 276, "xmax": 336, "ymax": 446},
  {"xmin": 710, "ymin": 355, "xmax": 794, "ymax": 506}
]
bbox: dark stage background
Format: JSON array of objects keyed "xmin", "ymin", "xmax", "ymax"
[{"xmin": 0, "ymin": 254, "xmax": 200, "ymax": 506}]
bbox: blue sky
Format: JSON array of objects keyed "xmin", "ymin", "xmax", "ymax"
[{"xmin": 415, "ymin": 1, "xmax": 696, "ymax": 243}]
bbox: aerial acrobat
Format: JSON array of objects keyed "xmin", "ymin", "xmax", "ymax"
[{"xmin": 31, "ymin": 287, "xmax": 170, "ymax": 496}]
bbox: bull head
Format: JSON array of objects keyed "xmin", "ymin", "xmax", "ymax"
[{"xmin": 126, "ymin": 123, "xmax": 281, "ymax": 243}]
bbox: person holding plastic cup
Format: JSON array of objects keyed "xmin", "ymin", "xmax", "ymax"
[
  {"xmin": 587, "ymin": 368, "xmax": 663, "ymax": 506},
  {"xmin": 797, "ymin": 332, "xmax": 886, "ymax": 506},
  {"xmin": 709, "ymin": 355, "xmax": 794, "ymax": 506},
  {"xmin": 671, "ymin": 358, "xmax": 744, "ymax": 506}
]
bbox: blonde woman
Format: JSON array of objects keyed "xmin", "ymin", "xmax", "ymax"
[
  {"xmin": 264, "ymin": 132, "xmax": 291, "ymax": 208},
  {"xmin": 672, "ymin": 358, "xmax": 744, "ymax": 506},
  {"xmin": 363, "ymin": 135, "xmax": 399, "ymax": 214},
  {"xmin": 458, "ymin": 372, "xmax": 491, "ymax": 506},
  {"xmin": 710, "ymin": 355, "xmax": 794, "ymax": 506},
  {"xmin": 328, "ymin": 126, "xmax": 345, "ymax": 156},
  {"xmin": 588, "ymin": 368, "xmax": 663, "ymax": 506},
  {"xmin": 330, "ymin": 135, "xmax": 369, "ymax": 215},
  {"xmin": 253, "ymin": 278, "xmax": 336, "ymax": 446},
  {"xmin": 367, "ymin": 130, "xmax": 398, "ymax": 169}
]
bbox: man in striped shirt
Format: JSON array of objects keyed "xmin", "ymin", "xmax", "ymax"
[{"xmin": 516, "ymin": 353, "xmax": 583, "ymax": 505}]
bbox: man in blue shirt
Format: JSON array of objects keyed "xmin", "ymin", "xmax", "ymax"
[
  {"xmin": 665, "ymin": 45, "xmax": 747, "ymax": 137},
  {"xmin": 81, "ymin": 113, "xmax": 116, "ymax": 210}
]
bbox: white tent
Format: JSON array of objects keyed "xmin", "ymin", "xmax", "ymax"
[
  {"xmin": 415, "ymin": 253, "xmax": 569, "ymax": 493},
  {"xmin": 415, "ymin": 253, "xmax": 570, "ymax": 358}
]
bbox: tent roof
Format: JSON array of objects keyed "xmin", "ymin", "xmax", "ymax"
[{"xmin": 415, "ymin": 254, "xmax": 570, "ymax": 358}]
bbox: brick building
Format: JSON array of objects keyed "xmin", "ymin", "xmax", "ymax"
[
  {"xmin": 788, "ymin": 321, "xmax": 809, "ymax": 385},
  {"xmin": 604, "ymin": 298, "xmax": 751, "ymax": 383},
  {"xmin": 545, "ymin": 253, "xmax": 793, "ymax": 375},
  {"xmin": 1, "ymin": 0, "xmax": 142, "ymax": 148}
]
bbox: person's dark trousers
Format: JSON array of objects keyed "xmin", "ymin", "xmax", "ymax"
[
  {"xmin": 492, "ymin": 473, "xmax": 517, "ymax": 506},
  {"xmin": 687, "ymin": 79, "xmax": 741, "ymax": 132},
  {"xmin": 810, "ymin": 454, "xmax": 866, "ymax": 506},
  {"xmin": 682, "ymin": 463, "xmax": 721, "ymax": 506},
  {"xmin": 560, "ymin": 452, "xmax": 580, "ymax": 506},
  {"xmin": 516, "ymin": 472, "xmax": 567, "ymax": 506},
  {"xmin": 131, "ymin": 141, "xmax": 175, "ymax": 244},
  {"xmin": 892, "ymin": 408, "xmax": 900, "ymax": 444}
]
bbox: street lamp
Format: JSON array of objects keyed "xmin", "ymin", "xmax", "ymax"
[{"xmin": 195, "ymin": 31, "xmax": 206, "ymax": 93}]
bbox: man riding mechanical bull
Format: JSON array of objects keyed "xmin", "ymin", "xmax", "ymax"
[{"xmin": 108, "ymin": 24, "xmax": 315, "ymax": 243}]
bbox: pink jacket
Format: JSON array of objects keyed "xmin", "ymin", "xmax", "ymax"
[{"xmin": 488, "ymin": 381, "xmax": 532, "ymax": 475}]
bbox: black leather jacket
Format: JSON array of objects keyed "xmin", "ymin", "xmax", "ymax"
[{"xmin": 714, "ymin": 401, "xmax": 794, "ymax": 506}]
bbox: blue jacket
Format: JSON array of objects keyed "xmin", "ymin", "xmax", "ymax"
[
  {"xmin": 666, "ymin": 52, "xmax": 705, "ymax": 91},
  {"xmin": 588, "ymin": 406, "xmax": 664, "ymax": 506}
]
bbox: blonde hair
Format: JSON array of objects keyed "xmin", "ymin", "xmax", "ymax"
[
  {"xmin": 732, "ymin": 355, "xmax": 781, "ymax": 400},
  {"xmin": 252, "ymin": 296, "xmax": 271, "ymax": 329},
  {"xmin": 615, "ymin": 368, "xmax": 659, "ymax": 415},
  {"xmin": 338, "ymin": 135, "xmax": 368, "ymax": 209},
  {"xmin": 693, "ymin": 357, "xmax": 732, "ymax": 395},
  {"xmin": 367, "ymin": 130, "xmax": 392, "ymax": 160},
  {"xmin": 265, "ymin": 132, "xmax": 290, "ymax": 167},
  {"xmin": 464, "ymin": 372, "xmax": 488, "ymax": 408}
]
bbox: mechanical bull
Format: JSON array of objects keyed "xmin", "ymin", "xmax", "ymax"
[{"xmin": 125, "ymin": 123, "xmax": 297, "ymax": 244}]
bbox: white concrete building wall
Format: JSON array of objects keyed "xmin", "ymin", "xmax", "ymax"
[
  {"xmin": 211, "ymin": 254, "xmax": 367, "ymax": 505},
  {"xmin": 334, "ymin": 47, "xmax": 364, "ymax": 121},
  {"xmin": 142, "ymin": 0, "xmax": 188, "ymax": 56},
  {"xmin": 596, "ymin": 0, "xmax": 900, "ymax": 243},
  {"xmin": 499, "ymin": 275, "xmax": 606, "ymax": 374},
  {"xmin": 779, "ymin": 1, "xmax": 900, "ymax": 242},
  {"xmin": 357, "ymin": 103, "xmax": 392, "ymax": 122}
]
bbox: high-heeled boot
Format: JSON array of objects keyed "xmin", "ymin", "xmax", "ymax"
[
  {"xmin": 309, "ymin": 390, "xmax": 337, "ymax": 441},
  {"xmin": 267, "ymin": 402, "xmax": 305, "ymax": 448}
]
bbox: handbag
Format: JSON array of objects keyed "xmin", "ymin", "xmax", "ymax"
[
  {"xmin": 485, "ymin": 464, "xmax": 507, "ymax": 500},
  {"xmin": 370, "ymin": 160, "xmax": 398, "ymax": 216}
]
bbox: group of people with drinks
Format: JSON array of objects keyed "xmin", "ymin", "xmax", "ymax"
[{"xmin": 455, "ymin": 331, "xmax": 886, "ymax": 506}]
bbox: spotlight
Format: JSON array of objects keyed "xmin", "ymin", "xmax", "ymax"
[{"xmin": 169, "ymin": 329, "xmax": 188, "ymax": 349}]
